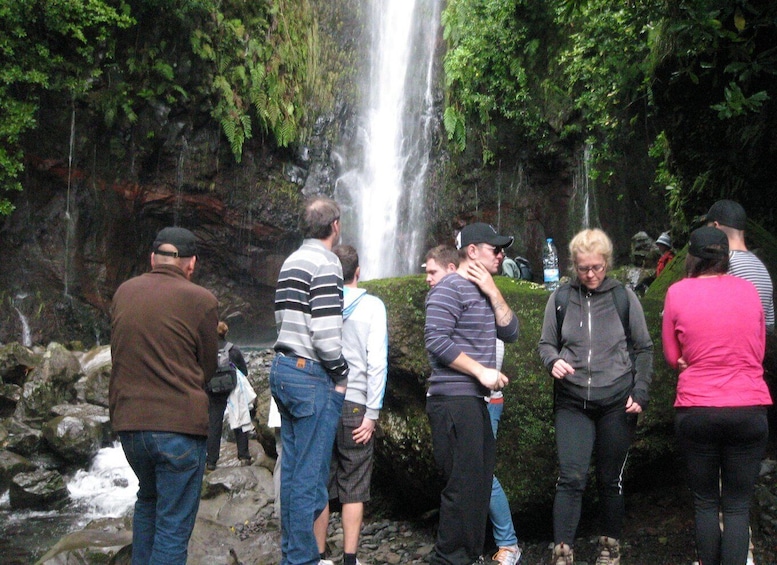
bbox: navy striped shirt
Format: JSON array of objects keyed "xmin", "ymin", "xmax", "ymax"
[
  {"xmin": 730, "ymin": 250, "xmax": 774, "ymax": 333},
  {"xmin": 425, "ymin": 273, "xmax": 519, "ymax": 396}
]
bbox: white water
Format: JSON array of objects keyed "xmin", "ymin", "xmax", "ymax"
[
  {"xmin": 335, "ymin": 0, "xmax": 440, "ymax": 279},
  {"xmin": 571, "ymin": 143, "xmax": 596, "ymax": 230},
  {"xmin": 67, "ymin": 443, "xmax": 137, "ymax": 520}
]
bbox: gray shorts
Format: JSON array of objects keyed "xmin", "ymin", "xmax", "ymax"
[{"xmin": 328, "ymin": 400, "xmax": 374, "ymax": 503}]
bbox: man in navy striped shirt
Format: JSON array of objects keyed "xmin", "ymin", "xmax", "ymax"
[
  {"xmin": 425, "ymin": 223, "xmax": 520, "ymax": 565},
  {"xmin": 270, "ymin": 196, "xmax": 349, "ymax": 565}
]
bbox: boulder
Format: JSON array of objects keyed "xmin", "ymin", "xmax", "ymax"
[
  {"xmin": 42, "ymin": 414, "xmax": 104, "ymax": 466},
  {"xmin": 14, "ymin": 343, "xmax": 81, "ymax": 424},
  {"xmin": 75, "ymin": 345, "xmax": 112, "ymax": 407},
  {"xmin": 0, "ymin": 342, "xmax": 41, "ymax": 386},
  {"xmin": 4, "ymin": 417, "xmax": 44, "ymax": 457},
  {"xmin": 50, "ymin": 403, "xmax": 112, "ymax": 445},
  {"xmin": 0, "ymin": 449, "xmax": 36, "ymax": 492},
  {"xmin": 0, "ymin": 382, "xmax": 22, "ymax": 419},
  {"xmin": 10, "ymin": 468, "xmax": 69, "ymax": 510}
]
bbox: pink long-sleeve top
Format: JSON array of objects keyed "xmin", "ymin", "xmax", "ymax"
[{"xmin": 662, "ymin": 274, "xmax": 772, "ymax": 408}]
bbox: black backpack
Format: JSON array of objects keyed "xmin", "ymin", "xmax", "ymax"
[{"xmin": 207, "ymin": 342, "xmax": 237, "ymax": 394}]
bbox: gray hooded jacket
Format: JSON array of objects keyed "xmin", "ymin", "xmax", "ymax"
[{"xmin": 538, "ymin": 277, "xmax": 653, "ymax": 408}]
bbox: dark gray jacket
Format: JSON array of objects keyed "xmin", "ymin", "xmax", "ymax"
[{"xmin": 538, "ymin": 277, "xmax": 653, "ymax": 408}]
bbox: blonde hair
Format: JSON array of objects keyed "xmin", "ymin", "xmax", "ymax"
[
  {"xmin": 568, "ymin": 229, "xmax": 614, "ymax": 272},
  {"xmin": 217, "ymin": 321, "xmax": 229, "ymax": 339}
]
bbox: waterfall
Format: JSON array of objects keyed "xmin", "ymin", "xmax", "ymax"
[
  {"xmin": 67, "ymin": 443, "xmax": 137, "ymax": 520},
  {"xmin": 13, "ymin": 293, "xmax": 32, "ymax": 347},
  {"xmin": 335, "ymin": 0, "xmax": 440, "ymax": 280},
  {"xmin": 570, "ymin": 143, "xmax": 597, "ymax": 231}
]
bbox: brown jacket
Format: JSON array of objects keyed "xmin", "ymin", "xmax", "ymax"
[{"xmin": 109, "ymin": 264, "xmax": 219, "ymax": 437}]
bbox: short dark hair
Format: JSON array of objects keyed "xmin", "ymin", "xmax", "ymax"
[
  {"xmin": 425, "ymin": 244, "xmax": 459, "ymax": 269},
  {"xmin": 685, "ymin": 251, "xmax": 729, "ymax": 278},
  {"xmin": 333, "ymin": 244, "xmax": 359, "ymax": 283},
  {"xmin": 303, "ymin": 196, "xmax": 340, "ymax": 239}
]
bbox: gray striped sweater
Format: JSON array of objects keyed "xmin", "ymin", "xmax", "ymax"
[{"xmin": 273, "ymin": 239, "xmax": 349, "ymax": 385}]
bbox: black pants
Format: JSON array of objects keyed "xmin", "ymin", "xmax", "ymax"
[
  {"xmin": 676, "ymin": 406, "xmax": 768, "ymax": 565},
  {"xmin": 426, "ymin": 395, "xmax": 495, "ymax": 565},
  {"xmin": 553, "ymin": 392, "xmax": 637, "ymax": 545},
  {"xmin": 207, "ymin": 391, "xmax": 250, "ymax": 465}
]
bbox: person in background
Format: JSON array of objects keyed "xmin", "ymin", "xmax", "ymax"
[
  {"xmin": 314, "ymin": 245, "xmax": 388, "ymax": 565},
  {"xmin": 206, "ymin": 321, "xmax": 252, "ymax": 470},
  {"xmin": 663, "ymin": 226, "xmax": 772, "ymax": 565},
  {"xmin": 707, "ymin": 199, "xmax": 774, "ymax": 334},
  {"xmin": 655, "ymin": 232, "xmax": 674, "ymax": 277},
  {"xmin": 423, "ymin": 243, "xmax": 522, "ymax": 564},
  {"xmin": 424, "ymin": 244, "xmax": 459, "ymax": 287},
  {"xmin": 425, "ymin": 223, "xmax": 519, "ymax": 565},
  {"xmin": 501, "ymin": 256, "xmax": 520, "ymax": 279},
  {"xmin": 538, "ymin": 228, "xmax": 653, "ymax": 565},
  {"xmin": 109, "ymin": 226, "xmax": 219, "ymax": 565},
  {"xmin": 270, "ymin": 196, "xmax": 349, "ymax": 565}
]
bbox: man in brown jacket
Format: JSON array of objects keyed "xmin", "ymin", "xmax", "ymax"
[{"xmin": 109, "ymin": 226, "xmax": 218, "ymax": 565}]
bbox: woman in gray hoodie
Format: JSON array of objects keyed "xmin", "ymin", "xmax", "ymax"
[{"xmin": 538, "ymin": 228, "xmax": 653, "ymax": 565}]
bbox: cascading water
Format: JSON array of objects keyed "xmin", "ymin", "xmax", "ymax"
[
  {"xmin": 335, "ymin": 0, "xmax": 440, "ymax": 280},
  {"xmin": 570, "ymin": 143, "xmax": 597, "ymax": 231}
]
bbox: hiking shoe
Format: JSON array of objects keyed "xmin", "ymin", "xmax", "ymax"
[
  {"xmin": 205, "ymin": 462, "xmax": 217, "ymax": 472},
  {"xmin": 239, "ymin": 457, "xmax": 253, "ymax": 466},
  {"xmin": 492, "ymin": 544, "xmax": 522, "ymax": 565},
  {"xmin": 595, "ymin": 536, "xmax": 620, "ymax": 565},
  {"xmin": 471, "ymin": 557, "xmax": 498, "ymax": 565},
  {"xmin": 551, "ymin": 543, "xmax": 573, "ymax": 565}
]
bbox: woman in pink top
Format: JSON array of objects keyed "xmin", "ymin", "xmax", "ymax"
[{"xmin": 663, "ymin": 226, "xmax": 772, "ymax": 565}]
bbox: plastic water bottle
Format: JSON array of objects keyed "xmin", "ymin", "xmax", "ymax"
[{"xmin": 543, "ymin": 238, "xmax": 560, "ymax": 291}]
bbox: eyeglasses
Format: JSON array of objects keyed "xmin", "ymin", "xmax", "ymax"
[{"xmin": 576, "ymin": 264, "xmax": 606, "ymax": 274}]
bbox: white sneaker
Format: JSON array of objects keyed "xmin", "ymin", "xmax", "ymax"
[
  {"xmin": 319, "ymin": 560, "xmax": 335, "ymax": 565},
  {"xmin": 492, "ymin": 544, "xmax": 522, "ymax": 565}
]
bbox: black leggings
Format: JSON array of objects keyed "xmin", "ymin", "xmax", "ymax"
[
  {"xmin": 675, "ymin": 406, "xmax": 768, "ymax": 565},
  {"xmin": 553, "ymin": 395, "xmax": 637, "ymax": 545}
]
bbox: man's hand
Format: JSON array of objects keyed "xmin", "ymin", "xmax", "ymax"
[
  {"xmin": 551, "ymin": 359, "xmax": 575, "ymax": 380},
  {"xmin": 677, "ymin": 356, "xmax": 688, "ymax": 372},
  {"xmin": 352, "ymin": 417, "xmax": 376, "ymax": 445},
  {"xmin": 465, "ymin": 260, "xmax": 498, "ymax": 299},
  {"xmin": 478, "ymin": 367, "xmax": 509, "ymax": 391}
]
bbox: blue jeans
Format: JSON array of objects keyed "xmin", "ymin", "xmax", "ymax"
[
  {"xmin": 487, "ymin": 400, "xmax": 518, "ymax": 548},
  {"xmin": 270, "ymin": 354, "xmax": 344, "ymax": 565},
  {"xmin": 676, "ymin": 406, "xmax": 768, "ymax": 565},
  {"xmin": 119, "ymin": 431, "xmax": 206, "ymax": 565}
]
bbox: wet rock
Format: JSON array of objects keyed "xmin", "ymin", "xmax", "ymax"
[
  {"xmin": 14, "ymin": 343, "xmax": 81, "ymax": 423},
  {"xmin": 0, "ymin": 448, "xmax": 36, "ymax": 491},
  {"xmin": 42, "ymin": 413, "xmax": 104, "ymax": 465},
  {"xmin": 9, "ymin": 468, "xmax": 69, "ymax": 510}
]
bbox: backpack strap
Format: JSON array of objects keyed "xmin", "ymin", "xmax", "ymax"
[{"xmin": 554, "ymin": 283, "xmax": 571, "ymax": 345}]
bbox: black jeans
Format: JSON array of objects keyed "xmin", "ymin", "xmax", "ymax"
[
  {"xmin": 206, "ymin": 391, "xmax": 249, "ymax": 465},
  {"xmin": 426, "ymin": 395, "xmax": 495, "ymax": 565},
  {"xmin": 676, "ymin": 406, "xmax": 768, "ymax": 565},
  {"xmin": 553, "ymin": 392, "xmax": 637, "ymax": 545}
]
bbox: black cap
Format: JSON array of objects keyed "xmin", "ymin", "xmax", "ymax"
[
  {"xmin": 456, "ymin": 223, "xmax": 514, "ymax": 250},
  {"xmin": 152, "ymin": 227, "xmax": 198, "ymax": 258},
  {"xmin": 706, "ymin": 199, "xmax": 747, "ymax": 230},
  {"xmin": 689, "ymin": 226, "xmax": 729, "ymax": 259}
]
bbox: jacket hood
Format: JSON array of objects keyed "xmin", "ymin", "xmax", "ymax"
[
  {"xmin": 343, "ymin": 287, "xmax": 367, "ymax": 320},
  {"xmin": 569, "ymin": 275, "xmax": 620, "ymax": 294}
]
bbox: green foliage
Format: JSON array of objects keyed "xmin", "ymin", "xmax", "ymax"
[{"xmin": 0, "ymin": 0, "xmax": 132, "ymax": 213}]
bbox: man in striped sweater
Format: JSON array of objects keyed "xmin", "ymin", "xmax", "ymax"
[
  {"xmin": 425, "ymin": 223, "xmax": 520, "ymax": 565},
  {"xmin": 707, "ymin": 199, "xmax": 774, "ymax": 335},
  {"xmin": 270, "ymin": 196, "xmax": 350, "ymax": 565}
]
